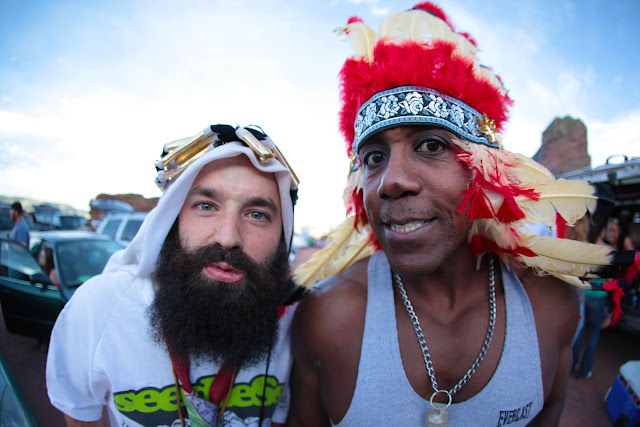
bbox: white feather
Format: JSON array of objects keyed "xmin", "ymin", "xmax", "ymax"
[
  {"xmin": 518, "ymin": 179, "xmax": 597, "ymax": 226},
  {"xmin": 519, "ymin": 234, "xmax": 613, "ymax": 277},
  {"xmin": 293, "ymin": 217, "xmax": 374, "ymax": 288},
  {"xmin": 338, "ymin": 21, "xmax": 375, "ymax": 62}
]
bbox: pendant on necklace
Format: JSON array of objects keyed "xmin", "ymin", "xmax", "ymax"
[{"xmin": 425, "ymin": 402, "xmax": 449, "ymax": 426}]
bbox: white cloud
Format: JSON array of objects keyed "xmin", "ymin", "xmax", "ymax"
[
  {"xmin": 344, "ymin": 0, "xmax": 389, "ymax": 16},
  {"xmin": 587, "ymin": 109, "xmax": 640, "ymax": 167},
  {"xmin": 557, "ymin": 72, "xmax": 583, "ymax": 104}
]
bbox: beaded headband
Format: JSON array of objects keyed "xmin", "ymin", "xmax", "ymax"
[{"xmin": 353, "ymin": 85, "xmax": 501, "ymax": 155}]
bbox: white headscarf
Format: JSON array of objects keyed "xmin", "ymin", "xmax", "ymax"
[{"xmin": 103, "ymin": 139, "xmax": 295, "ymax": 278}]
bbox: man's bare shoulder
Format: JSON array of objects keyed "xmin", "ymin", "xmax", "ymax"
[
  {"xmin": 296, "ymin": 256, "xmax": 369, "ymax": 321},
  {"xmin": 292, "ymin": 257, "xmax": 369, "ymax": 353},
  {"xmin": 515, "ymin": 266, "xmax": 579, "ymax": 337},
  {"xmin": 516, "ymin": 267, "xmax": 578, "ymax": 306}
]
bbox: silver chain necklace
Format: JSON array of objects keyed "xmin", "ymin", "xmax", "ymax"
[{"xmin": 394, "ymin": 255, "xmax": 496, "ymax": 426}]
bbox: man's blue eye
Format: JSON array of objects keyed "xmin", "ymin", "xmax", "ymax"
[
  {"xmin": 198, "ymin": 203, "xmax": 214, "ymax": 211},
  {"xmin": 250, "ymin": 211, "xmax": 266, "ymax": 220}
]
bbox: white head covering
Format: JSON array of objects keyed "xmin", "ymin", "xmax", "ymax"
[{"xmin": 103, "ymin": 136, "xmax": 295, "ymax": 278}]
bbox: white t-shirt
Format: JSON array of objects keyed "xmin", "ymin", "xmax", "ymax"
[{"xmin": 46, "ymin": 269, "xmax": 295, "ymax": 426}]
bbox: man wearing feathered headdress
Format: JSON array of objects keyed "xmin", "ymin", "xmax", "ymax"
[
  {"xmin": 288, "ymin": 3, "xmax": 640, "ymax": 426},
  {"xmin": 46, "ymin": 124, "xmax": 304, "ymax": 426}
]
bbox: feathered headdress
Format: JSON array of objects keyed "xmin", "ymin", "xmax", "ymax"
[{"xmin": 295, "ymin": 2, "xmax": 640, "ymax": 308}]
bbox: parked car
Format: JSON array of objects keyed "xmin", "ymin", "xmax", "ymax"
[
  {"xmin": 0, "ymin": 352, "xmax": 38, "ymax": 427},
  {"xmin": 50, "ymin": 213, "xmax": 87, "ymax": 230},
  {"xmin": 96, "ymin": 212, "xmax": 148, "ymax": 247},
  {"xmin": 32, "ymin": 207, "xmax": 58, "ymax": 230},
  {"xmin": 0, "ymin": 231, "xmax": 122, "ymax": 337}
]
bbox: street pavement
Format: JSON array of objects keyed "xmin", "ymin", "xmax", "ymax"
[
  {"xmin": 0, "ymin": 304, "xmax": 637, "ymax": 426},
  {"xmin": 560, "ymin": 327, "xmax": 639, "ymax": 426}
]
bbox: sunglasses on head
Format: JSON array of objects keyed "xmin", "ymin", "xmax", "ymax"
[{"xmin": 155, "ymin": 124, "xmax": 299, "ymax": 191}]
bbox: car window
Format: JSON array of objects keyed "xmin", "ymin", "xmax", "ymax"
[
  {"xmin": 28, "ymin": 237, "xmax": 43, "ymax": 260},
  {"xmin": 59, "ymin": 216, "xmax": 85, "ymax": 230},
  {"xmin": 121, "ymin": 220, "xmax": 143, "ymax": 242},
  {"xmin": 101, "ymin": 220, "xmax": 122, "ymax": 238},
  {"xmin": 0, "ymin": 240, "xmax": 44, "ymax": 278},
  {"xmin": 55, "ymin": 240, "xmax": 122, "ymax": 287},
  {"xmin": 0, "ymin": 209, "xmax": 13, "ymax": 231}
]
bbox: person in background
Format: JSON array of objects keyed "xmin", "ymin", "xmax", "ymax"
[
  {"xmin": 567, "ymin": 215, "xmax": 601, "ymax": 379},
  {"xmin": 38, "ymin": 245, "xmax": 59, "ymax": 287},
  {"xmin": 47, "ymin": 123, "xmax": 303, "ymax": 427},
  {"xmin": 597, "ymin": 217, "xmax": 634, "ymax": 251},
  {"xmin": 9, "ymin": 202, "xmax": 30, "ymax": 247}
]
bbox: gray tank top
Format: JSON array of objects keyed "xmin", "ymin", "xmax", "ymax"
[{"xmin": 334, "ymin": 251, "xmax": 544, "ymax": 426}]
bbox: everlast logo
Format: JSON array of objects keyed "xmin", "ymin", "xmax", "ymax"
[{"xmin": 497, "ymin": 401, "xmax": 533, "ymax": 426}]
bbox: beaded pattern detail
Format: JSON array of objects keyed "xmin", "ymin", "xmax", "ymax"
[{"xmin": 353, "ymin": 86, "xmax": 500, "ymax": 153}]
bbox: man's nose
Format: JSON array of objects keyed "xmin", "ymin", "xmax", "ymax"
[
  {"xmin": 377, "ymin": 152, "xmax": 420, "ymax": 199},
  {"xmin": 212, "ymin": 214, "xmax": 243, "ymax": 250}
]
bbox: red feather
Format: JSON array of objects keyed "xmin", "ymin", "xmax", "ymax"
[
  {"xmin": 458, "ymin": 31, "xmax": 478, "ymax": 48},
  {"xmin": 624, "ymin": 252, "xmax": 640, "ymax": 284},
  {"xmin": 339, "ymin": 40, "xmax": 513, "ymax": 153},
  {"xmin": 556, "ymin": 212, "xmax": 568, "ymax": 239},
  {"xmin": 456, "ymin": 183, "xmax": 495, "ymax": 220},
  {"xmin": 496, "ymin": 196, "xmax": 526, "ymax": 223},
  {"xmin": 412, "ymin": 2, "xmax": 455, "ymax": 30},
  {"xmin": 455, "ymin": 150, "xmax": 539, "ymax": 223},
  {"xmin": 602, "ymin": 279, "xmax": 624, "ymax": 326}
]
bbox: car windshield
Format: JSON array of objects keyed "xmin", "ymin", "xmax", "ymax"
[{"xmin": 55, "ymin": 239, "xmax": 122, "ymax": 287}]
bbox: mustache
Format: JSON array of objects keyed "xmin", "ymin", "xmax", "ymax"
[{"xmin": 170, "ymin": 243, "xmax": 267, "ymax": 285}]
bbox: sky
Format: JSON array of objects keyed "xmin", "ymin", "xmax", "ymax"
[{"xmin": 1, "ymin": 0, "xmax": 639, "ymax": 234}]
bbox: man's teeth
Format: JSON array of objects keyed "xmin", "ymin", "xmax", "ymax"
[{"xmin": 389, "ymin": 220, "xmax": 427, "ymax": 232}]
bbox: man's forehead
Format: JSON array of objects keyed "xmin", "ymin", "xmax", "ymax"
[{"xmin": 193, "ymin": 155, "xmax": 278, "ymax": 182}]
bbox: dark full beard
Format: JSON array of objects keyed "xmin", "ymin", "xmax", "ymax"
[{"xmin": 148, "ymin": 226, "xmax": 295, "ymax": 370}]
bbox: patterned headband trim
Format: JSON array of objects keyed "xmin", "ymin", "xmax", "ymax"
[{"xmin": 352, "ymin": 86, "xmax": 501, "ymax": 154}]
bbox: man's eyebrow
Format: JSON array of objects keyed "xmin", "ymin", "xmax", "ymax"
[
  {"xmin": 187, "ymin": 187, "xmax": 223, "ymax": 199},
  {"xmin": 246, "ymin": 197, "xmax": 278, "ymax": 212}
]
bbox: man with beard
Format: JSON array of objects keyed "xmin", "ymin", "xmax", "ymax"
[
  {"xmin": 288, "ymin": 3, "xmax": 640, "ymax": 426},
  {"xmin": 8, "ymin": 201, "xmax": 30, "ymax": 247},
  {"xmin": 46, "ymin": 124, "xmax": 303, "ymax": 427}
]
